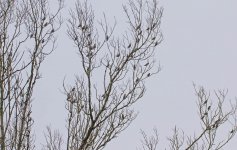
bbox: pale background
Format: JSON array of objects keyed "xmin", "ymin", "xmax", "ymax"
[{"xmin": 32, "ymin": 0, "xmax": 237, "ymax": 149}]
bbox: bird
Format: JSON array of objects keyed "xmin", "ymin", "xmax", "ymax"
[
  {"xmin": 51, "ymin": 29, "xmax": 54, "ymax": 33},
  {"xmin": 127, "ymin": 43, "xmax": 131, "ymax": 48},
  {"xmin": 90, "ymin": 44, "xmax": 96, "ymax": 50},
  {"xmin": 138, "ymin": 30, "xmax": 142, "ymax": 35},
  {"xmin": 147, "ymin": 73, "xmax": 151, "ymax": 77},
  {"xmin": 41, "ymin": 39, "xmax": 45, "ymax": 43},
  {"xmin": 82, "ymin": 25, "xmax": 88, "ymax": 30},
  {"xmin": 123, "ymin": 94, "xmax": 126, "ymax": 100},
  {"xmin": 151, "ymin": 37, "xmax": 156, "ymax": 40},
  {"xmin": 74, "ymin": 36, "xmax": 78, "ymax": 41},
  {"xmin": 72, "ymin": 87, "xmax": 75, "ymax": 92},
  {"xmin": 86, "ymin": 52, "xmax": 93, "ymax": 57},
  {"xmin": 67, "ymin": 93, "xmax": 71, "ymax": 101},
  {"xmin": 105, "ymin": 35, "xmax": 109, "ymax": 41},
  {"xmin": 30, "ymin": 34, "xmax": 33, "ymax": 38},
  {"xmin": 111, "ymin": 123, "xmax": 114, "ymax": 129},
  {"xmin": 207, "ymin": 106, "xmax": 211, "ymax": 111},
  {"xmin": 92, "ymin": 43, "xmax": 96, "ymax": 49},
  {"xmin": 144, "ymin": 62, "xmax": 149, "ymax": 66},
  {"xmin": 44, "ymin": 22, "xmax": 48, "ymax": 27},
  {"xmin": 203, "ymin": 100, "xmax": 208, "ymax": 105},
  {"xmin": 106, "ymin": 62, "xmax": 110, "ymax": 67},
  {"xmin": 121, "ymin": 114, "xmax": 125, "ymax": 120},
  {"xmin": 152, "ymin": 23, "xmax": 156, "ymax": 29},
  {"xmin": 230, "ymin": 129, "xmax": 234, "ymax": 134},
  {"xmin": 154, "ymin": 41, "xmax": 158, "ymax": 46},
  {"xmin": 135, "ymin": 78, "xmax": 139, "ymax": 83},
  {"xmin": 116, "ymin": 53, "xmax": 120, "ymax": 57},
  {"xmin": 133, "ymin": 65, "xmax": 136, "ymax": 70},
  {"xmin": 42, "ymin": 16, "xmax": 46, "ymax": 21}
]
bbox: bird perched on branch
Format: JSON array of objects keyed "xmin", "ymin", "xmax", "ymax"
[
  {"xmin": 116, "ymin": 53, "xmax": 120, "ymax": 57},
  {"xmin": 106, "ymin": 35, "xmax": 109, "ymax": 41},
  {"xmin": 147, "ymin": 73, "xmax": 151, "ymax": 77}
]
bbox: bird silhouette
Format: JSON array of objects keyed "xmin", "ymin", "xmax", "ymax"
[
  {"xmin": 121, "ymin": 114, "xmax": 125, "ymax": 120},
  {"xmin": 152, "ymin": 23, "xmax": 156, "ymax": 29},
  {"xmin": 127, "ymin": 43, "xmax": 131, "ymax": 48},
  {"xmin": 116, "ymin": 53, "xmax": 120, "ymax": 57},
  {"xmin": 72, "ymin": 87, "xmax": 75, "ymax": 92},
  {"xmin": 123, "ymin": 94, "xmax": 126, "ymax": 100},
  {"xmin": 138, "ymin": 30, "xmax": 142, "ymax": 35},
  {"xmin": 106, "ymin": 35, "xmax": 109, "ymax": 41},
  {"xmin": 42, "ymin": 16, "xmax": 46, "ymax": 21},
  {"xmin": 106, "ymin": 62, "xmax": 110, "ymax": 67},
  {"xmin": 82, "ymin": 25, "xmax": 88, "ymax": 30},
  {"xmin": 136, "ymin": 78, "xmax": 139, "ymax": 83},
  {"xmin": 147, "ymin": 73, "xmax": 151, "ymax": 77},
  {"xmin": 44, "ymin": 22, "xmax": 48, "ymax": 27},
  {"xmin": 74, "ymin": 36, "xmax": 78, "ymax": 41},
  {"xmin": 133, "ymin": 65, "xmax": 136, "ymax": 70},
  {"xmin": 207, "ymin": 106, "xmax": 211, "ymax": 111}
]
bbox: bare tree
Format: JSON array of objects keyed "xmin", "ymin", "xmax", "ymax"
[
  {"xmin": 0, "ymin": 0, "xmax": 63, "ymax": 150},
  {"xmin": 2, "ymin": 0, "xmax": 236, "ymax": 150},
  {"xmin": 165, "ymin": 85, "xmax": 237, "ymax": 150},
  {"xmin": 64, "ymin": 0, "xmax": 163, "ymax": 149}
]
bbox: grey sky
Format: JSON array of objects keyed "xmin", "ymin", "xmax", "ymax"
[{"xmin": 32, "ymin": 0, "xmax": 237, "ymax": 149}]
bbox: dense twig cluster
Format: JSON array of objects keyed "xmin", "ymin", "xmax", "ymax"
[{"xmin": 0, "ymin": 0, "xmax": 63, "ymax": 150}]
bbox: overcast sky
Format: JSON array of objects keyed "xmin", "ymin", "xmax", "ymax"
[{"xmin": 32, "ymin": 0, "xmax": 237, "ymax": 149}]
